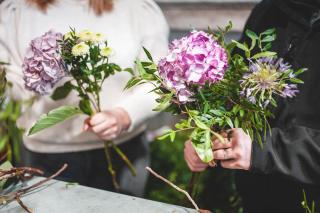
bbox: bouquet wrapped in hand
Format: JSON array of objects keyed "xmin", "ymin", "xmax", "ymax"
[
  {"xmin": 23, "ymin": 29, "xmax": 135, "ymax": 190},
  {"xmin": 127, "ymin": 23, "xmax": 304, "ymax": 199}
]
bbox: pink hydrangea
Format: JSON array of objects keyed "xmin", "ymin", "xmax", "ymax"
[
  {"xmin": 158, "ymin": 31, "xmax": 228, "ymax": 103},
  {"xmin": 22, "ymin": 30, "xmax": 66, "ymax": 95}
]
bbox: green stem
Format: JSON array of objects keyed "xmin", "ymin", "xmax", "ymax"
[
  {"xmin": 103, "ymin": 141, "xmax": 120, "ymax": 191},
  {"xmin": 110, "ymin": 142, "xmax": 136, "ymax": 176}
]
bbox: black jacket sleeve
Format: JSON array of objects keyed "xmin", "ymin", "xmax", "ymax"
[{"xmin": 251, "ymin": 126, "xmax": 320, "ymax": 186}]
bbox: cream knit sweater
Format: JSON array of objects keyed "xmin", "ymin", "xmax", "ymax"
[{"xmin": 0, "ymin": 0, "xmax": 169, "ymax": 153}]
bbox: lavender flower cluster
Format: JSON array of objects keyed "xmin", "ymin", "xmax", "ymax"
[
  {"xmin": 22, "ymin": 30, "xmax": 66, "ymax": 95},
  {"xmin": 158, "ymin": 31, "xmax": 228, "ymax": 103},
  {"xmin": 240, "ymin": 57, "xmax": 299, "ymax": 107}
]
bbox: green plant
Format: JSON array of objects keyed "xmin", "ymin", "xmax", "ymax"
[{"xmin": 0, "ymin": 63, "xmax": 23, "ymax": 164}]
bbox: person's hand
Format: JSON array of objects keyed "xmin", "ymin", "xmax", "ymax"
[
  {"xmin": 212, "ymin": 128, "xmax": 252, "ymax": 170},
  {"xmin": 184, "ymin": 140, "xmax": 209, "ymax": 172},
  {"xmin": 83, "ymin": 107, "xmax": 131, "ymax": 141}
]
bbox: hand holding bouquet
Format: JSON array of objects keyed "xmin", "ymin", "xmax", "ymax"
[{"xmin": 23, "ymin": 29, "xmax": 135, "ymax": 190}]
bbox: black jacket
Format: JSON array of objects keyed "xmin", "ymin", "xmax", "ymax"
[{"xmin": 235, "ymin": 0, "xmax": 320, "ymax": 212}]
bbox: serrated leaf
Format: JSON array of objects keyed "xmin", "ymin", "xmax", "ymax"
[
  {"xmin": 51, "ymin": 81, "xmax": 73, "ymax": 101},
  {"xmin": 28, "ymin": 106, "xmax": 82, "ymax": 135},
  {"xmin": 252, "ymin": 51, "xmax": 276, "ymax": 59}
]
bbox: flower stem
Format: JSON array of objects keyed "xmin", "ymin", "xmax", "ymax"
[
  {"xmin": 188, "ymin": 172, "xmax": 201, "ymax": 199},
  {"xmin": 103, "ymin": 141, "xmax": 120, "ymax": 191},
  {"xmin": 110, "ymin": 142, "xmax": 136, "ymax": 176}
]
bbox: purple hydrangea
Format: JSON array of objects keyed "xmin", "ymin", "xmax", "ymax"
[
  {"xmin": 22, "ymin": 30, "xmax": 66, "ymax": 95},
  {"xmin": 158, "ymin": 31, "xmax": 228, "ymax": 103}
]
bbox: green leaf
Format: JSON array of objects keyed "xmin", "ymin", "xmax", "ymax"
[
  {"xmin": 225, "ymin": 117, "xmax": 234, "ymax": 128},
  {"xmin": 294, "ymin": 68, "xmax": 307, "ymax": 76},
  {"xmin": 210, "ymin": 109, "xmax": 224, "ymax": 116},
  {"xmin": 232, "ymin": 40, "xmax": 250, "ymax": 54},
  {"xmin": 252, "ymin": 51, "xmax": 277, "ymax": 59},
  {"xmin": 124, "ymin": 68, "xmax": 134, "ymax": 75},
  {"xmin": 192, "ymin": 130, "xmax": 213, "ymax": 163},
  {"xmin": 245, "ymin": 29, "xmax": 258, "ymax": 39},
  {"xmin": 125, "ymin": 78, "xmax": 143, "ymax": 90},
  {"xmin": 0, "ymin": 135, "xmax": 9, "ymax": 152},
  {"xmin": 290, "ymin": 78, "xmax": 304, "ymax": 84},
  {"xmin": 153, "ymin": 93, "xmax": 173, "ymax": 111},
  {"xmin": 239, "ymin": 109, "xmax": 245, "ymax": 117},
  {"xmin": 79, "ymin": 99, "xmax": 93, "ymax": 116},
  {"xmin": 194, "ymin": 118, "xmax": 209, "ymax": 130},
  {"xmin": 211, "ymin": 131, "xmax": 225, "ymax": 144},
  {"xmin": 0, "ymin": 161, "xmax": 13, "ymax": 190},
  {"xmin": 261, "ymin": 28, "xmax": 276, "ymax": 35},
  {"xmin": 143, "ymin": 47, "xmax": 154, "ymax": 62},
  {"xmin": 51, "ymin": 81, "xmax": 73, "ymax": 101},
  {"xmin": 28, "ymin": 106, "xmax": 82, "ymax": 135},
  {"xmin": 261, "ymin": 34, "xmax": 276, "ymax": 43},
  {"xmin": 246, "ymin": 29, "xmax": 258, "ymax": 50},
  {"xmin": 169, "ymin": 131, "xmax": 176, "ymax": 142}
]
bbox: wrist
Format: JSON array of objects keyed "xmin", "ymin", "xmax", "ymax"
[{"xmin": 113, "ymin": 107, "xmax": 131, "ymax": 131}]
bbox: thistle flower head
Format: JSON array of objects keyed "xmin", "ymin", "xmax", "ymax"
[{"xmin": 240, "ymin": 57, "xmax": 299, "ymax": 108}]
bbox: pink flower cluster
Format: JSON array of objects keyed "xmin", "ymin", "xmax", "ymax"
[
  {"xmin": 22, "ymin": 30, "xmax": 66, "ymax": 95},
  {"xmin": 158, "ymin": 31, "xmax": 228, "ymax": 103}
]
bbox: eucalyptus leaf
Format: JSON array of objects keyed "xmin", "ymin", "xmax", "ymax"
[{"xmin": 28, "ymin": 106, "xmax": 82, "ymax": 135}]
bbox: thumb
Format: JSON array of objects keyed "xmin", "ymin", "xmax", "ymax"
[{"xmin": 83, "ymin": 117, "xmax": 91, "ymax": 131}]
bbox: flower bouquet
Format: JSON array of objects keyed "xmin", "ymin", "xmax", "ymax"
[
  {"xmin": 23, "ymin": 29, "xmax": 135, "ymax": 190},
  {"xmin": 126, "ymin": 23, "xmax": 304, "ymax": 209}
]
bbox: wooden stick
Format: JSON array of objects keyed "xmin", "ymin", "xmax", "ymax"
[{"xmin": 146, "ymin": 167, "xmax": 200, "ymax": 212}]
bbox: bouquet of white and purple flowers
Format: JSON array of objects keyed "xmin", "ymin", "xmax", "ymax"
[
  {"xmin": 22, "ymin": 29, "xmax": 135, "ymax": 190},
  {"xmin": 126, "ymin": 23, "xmax": 304, "ymax": 203}
]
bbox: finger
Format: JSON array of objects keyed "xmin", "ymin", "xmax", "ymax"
[
  {"xmin": 100, "ymin": 126, "xmax": 119, "ymax": 137},
  {"xmin": 185, "ymin": 158, "xmax": 207, "ymax": 172},
  {"xmin": 212, "ymin": 138, "xmax": 232, "ymax": 150},
  {"xmin": 184, "ymin": 149, "xmax": 207, "ymax": 170},
  {"xmin": 213, "ymin": 148, "xmax": 235, "ymax": 160},
  {"xmin": 91, "ymin": 121, "xmax": 116, "ymax": 134},
  {"xmin": 102, "ymin": 133, "xmax": 117, "ymax": 141},
  {"xmin": 90, "ymin": 113, "xmax": 108, "ymax": 126},
  {"xmin": 220, "ymin": 159, "xmax": 240, "ymax": 169},
  {"xmin": 83, "ymin": 118, "xmax": 91, "ymax": 131}
]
